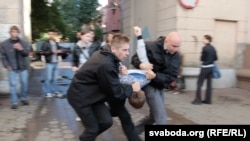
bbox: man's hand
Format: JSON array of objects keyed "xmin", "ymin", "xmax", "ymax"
[
  {"xmin": 7, "ymin": 66, "xmax": 12, "ymax": 71},
  {"xmin": 13, "ymin": 43, "xmax": 23, "ymax": 51},
  {"xmin": 139, "ymin": 63, "xmax": 153, "ymax": 70},
  {"xmin": 119, "ymin": 65, "xmax": 128, "ymax": 75},
  {"xmin": 133, "ymin": 26, "xmax": 142, "ymax": 36},
  {"xmin": 53, "ymin": 50, "xmax": 62, "ymax": 54},
  {"xmin": 72, "ymin": 66, "xmax": 79, "ymax": 72},
  {"xmin": 146, "ymin": 70, "xmax": 156, "ymax": 80},
  {"xmin": 132, "ymin": 81, "xmax": 141, "ymax": 92},
  {"xmin": 170, "ymin": 81, "xmax": 177, "ymax": 87}
]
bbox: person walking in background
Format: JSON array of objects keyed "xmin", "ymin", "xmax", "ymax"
[
  {"xmin": 131, "ymin": 31, "xmax": 182, "ymax": 134},
  {"xmin": 89, "ymin": 29, "xmax": 102, "ymax": 52},
  {"xmin": 71, "ymin": 29, "xmax": 101, "ymax": 121},
  {"xmin": 67, "ymin": 33, "xmax": 141, "ymax": 141},
  {"xmin": 101, "ymin": 31, "xmax": 114, "ymax": 49},
  {"xmin": 41, "ymin": 29, "xmax": 64, "ymax": 98},
  {"xmin": 71, "ymin": 29, "xmax": 100, "ymax": 73},
  {"xmin": 192, "ymin": 35, "xmax": 218, "ymax": 105},
  {"xmin": 0, "ymin": 25, "xmax": 30, "ymax": 109},
  {"xmin": 72, "ymin": 30, "xmax": 92, "ymax": 71}
]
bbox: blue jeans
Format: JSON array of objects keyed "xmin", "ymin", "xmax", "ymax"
[
  {"xmin": 139, "ymin": 85, "xmax": 167, "ymax": 125},
  {"xmin": 44, "ymin": 62, "xmax": 58, "ymax": 94},
  {"xmin": 8, "ymin": 70, "xmax": 28, "ymax": 105}
]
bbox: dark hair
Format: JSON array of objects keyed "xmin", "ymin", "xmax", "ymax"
[
  {"xmin": 47, "ymin": 29, "xmax": 56, "ymax": 33},
  {"xmin": 89, "ymin": 29, "xmax": 95, "ymax": 32},
  {"xmin": 105, "ymin": 32, "xmax": 114, "ymax": 43},
  {"xmin": 80, "ymin": 30, "xmax": 91, "ymax": 35},
  {"xmin": 204, "ymin": 35, "xmax": 212, "ymax": 42},
  {"xmin": 9, "ymin": 25, "xmax": 20, "ymax": 33},
  {"xmin": 110, "ymin": 33, "xmax": 130, "ymax": 48}
]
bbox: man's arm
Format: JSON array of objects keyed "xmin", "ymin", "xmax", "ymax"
[
  {"xmin": 71, "ymin": 47, "xmax": 79, "ymax": 67},
  {"xmin": 151, "ymin": 72, "xmax": 177, "ymax": 88},
  {"xmin": 151, "ymin": 55, "xmax": 181, "ymax": 88},
  {"xmin": 98, "ymin": 63, "xmax": 133, "ymax": 100},
  {"xmin": 214, "ymin": 48, "xmax": 218, "ymax": 61},
  {"xmin": 134, "ymin": 26, "xmax": 149, "ymax": 64},
  {"xmin": 18, "ymin": 41, "xmax": 30, "ymax": 57},
  {"xmin": 200, "ymin": 47, "xmax": 206, "ymax": 61},
  {"xmin": 0, "ymin": 44, "xmax": 11, "ymax": 69},
  {"xmin": 41, "ymin": 41, "xmax": 52, "ymax": 56},
  {"xmin": 131, "ymin": 53, "xmax": 141, "ymax": 69}
]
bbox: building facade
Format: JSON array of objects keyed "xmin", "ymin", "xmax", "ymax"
[
  {"xmin": 102, "ymin": 0, "xmax": 121, "ymax": 32},
  {"xmin": 120, "ymin": 0, "xmax": 250, "ymax": 90}
]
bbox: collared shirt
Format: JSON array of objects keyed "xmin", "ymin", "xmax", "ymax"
[
  {"xmin": 50, "ymin": 40, "xmax": 57, "ymax": 62},
  {"xmin": 79, "ymin": 47, "xmax": 90, "ymax": 68},
  {"xmin": 78, "ymin": 41, "xmax": 92, "ymax": 68}
]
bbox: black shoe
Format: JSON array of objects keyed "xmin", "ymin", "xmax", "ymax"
[
  {"xmin": 21, "ymin": 100, "xmax": 29, "ymax": 106},
  {"xmin": 11, "ymin": 105, "xmax": 18, "ymax": 109},
  {"xmin": 202, "ymin": 101, "xmax": 211, "ymax": 104},
  {"xmin": 135, "ymin": 125, "xmax": 145, "ymax": 135},
  {"xmin": 191, "ymin": 100, "xmax": 202, "ymax": 105}
]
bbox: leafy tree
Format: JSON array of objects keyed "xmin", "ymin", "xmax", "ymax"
[
  {"xmin": 31, "ymin": 0, "xmax": 68, "ymax": 42},
  {"xmin": 60, "ymin": 0, "xmax": 101, "ymax": 41},
  {"xmin": 61, "ymin": 0, "xmax": 99, "ymax": 27},
  {"xmin": 31, "ymin": 0, "xmax": 102, "ymax": 42}
]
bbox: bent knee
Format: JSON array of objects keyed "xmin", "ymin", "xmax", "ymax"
[{"xmin": 100, "ymin": 119, "xmax": 113, "ymax": 130}]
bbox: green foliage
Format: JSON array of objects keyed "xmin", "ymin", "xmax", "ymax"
[
  {"xmin": 60, "ymin": 0, "xmax": 101, "ymax": 41},
  {"xmin": 94, "ymin": 25, "xmax": 103, "ymax": 42},
  {"xmin": 61, "ymin": 0, "xmax": 99, "ymax": 26},
  {"xmin": 31, "ymin": 0, "xmax": 102, "ymax": 42},
  {"xmin": 31, "ymin": 0, "xmax": 69, "ymax": 42}
]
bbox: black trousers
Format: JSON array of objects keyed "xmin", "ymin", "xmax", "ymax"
[
  {"xmin": 69, "ymin": 100, "xmax": 113, "ymax": 141},
  {"xmin": 194, "ymin": 67, "xmax": 213, "ymax": 103},
  {"xmin": 109, "ymin": 100, "xmax": 142, "ymax": 141}
]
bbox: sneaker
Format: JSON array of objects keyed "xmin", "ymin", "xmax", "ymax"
[
  {"xmin": 45, "ymin": 93, "xmax": 53, "ymax": 98},
  {"xmin": 75, "ymin": 117, "xmax": 81, "ymax": 122},
  {"xmin": 11, "ymin": 105, "xmax": 18, "ymax": 109},
  {"xmin": 21, "ymin": 100, "xmax": 29, "ymax": 105},
  {"xmin": 172, "ymin": 91, "xmax": 180, "ymax": 95},
  {"xmin": 54, "ymin": 92, "xmax": 63, "ymax": 98}
]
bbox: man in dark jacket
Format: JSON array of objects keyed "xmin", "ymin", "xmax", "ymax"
[
  {"xmin": 67, "ymin": 33, "xmax": 141, "ymax": 141},
  {"xmin": 1, "ymin": 25, "xmax": 30, "ymax": 109},
  {"xmin": 192, "ymin": 35, "xmax": 218, "ymax": 105},
  {"xmin": 131, "ymin": 32, "xmax": 181, "ymax": 133},
  {"xmin": 41, "ymin": 29, "xmax": 64, "ymax": 98}
]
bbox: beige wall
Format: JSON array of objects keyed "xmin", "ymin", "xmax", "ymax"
[
  {"xmin": 177, "ymin": 0, "xmax": 248, "ymax": 68},
  {"xmin": 0, "ymin": 0, "xmax": 31, "ymax": 42},
  {"xmin": 247, "ymin": 0, "xmax": 250, "ymax": 43},
  {"xmin": 121, "ymin": 0, "xmax": 250, "ymax": 69},
  {"xmin": 156, "ymin": 0, "xmax": 177, "ymax": 36},
  {"xmin": 120, "ymin": 0, "xmax": 133, "ymax": 67}
]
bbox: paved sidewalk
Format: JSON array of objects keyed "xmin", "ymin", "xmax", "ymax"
[
  {"xmin": 165, "ymin": 88, "xmax": 250, "ymax": 124},
  {"xmin": 0, "ymin": 66, "xmax": 43, "ymax": 141}
]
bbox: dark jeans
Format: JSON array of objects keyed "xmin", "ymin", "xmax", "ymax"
[
  {"xmin": 69, "ymin": 101, "xmax": 113, "ymax": 141},
  {"xmin": 194, "ymin": 67, "xmax": 213, "ymax": 103},
  {"xmin": 109, "ymin": 100, "xmax": 142, "ymax": 141}
]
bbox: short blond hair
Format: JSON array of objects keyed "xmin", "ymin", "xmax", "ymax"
[
  {"xmin": 110, "ymin": 33, "xmax": 130, "ymax": 48},
  {"xmin": 9, "ymin": 25, "xmax": 20, "ymax": 33}
]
